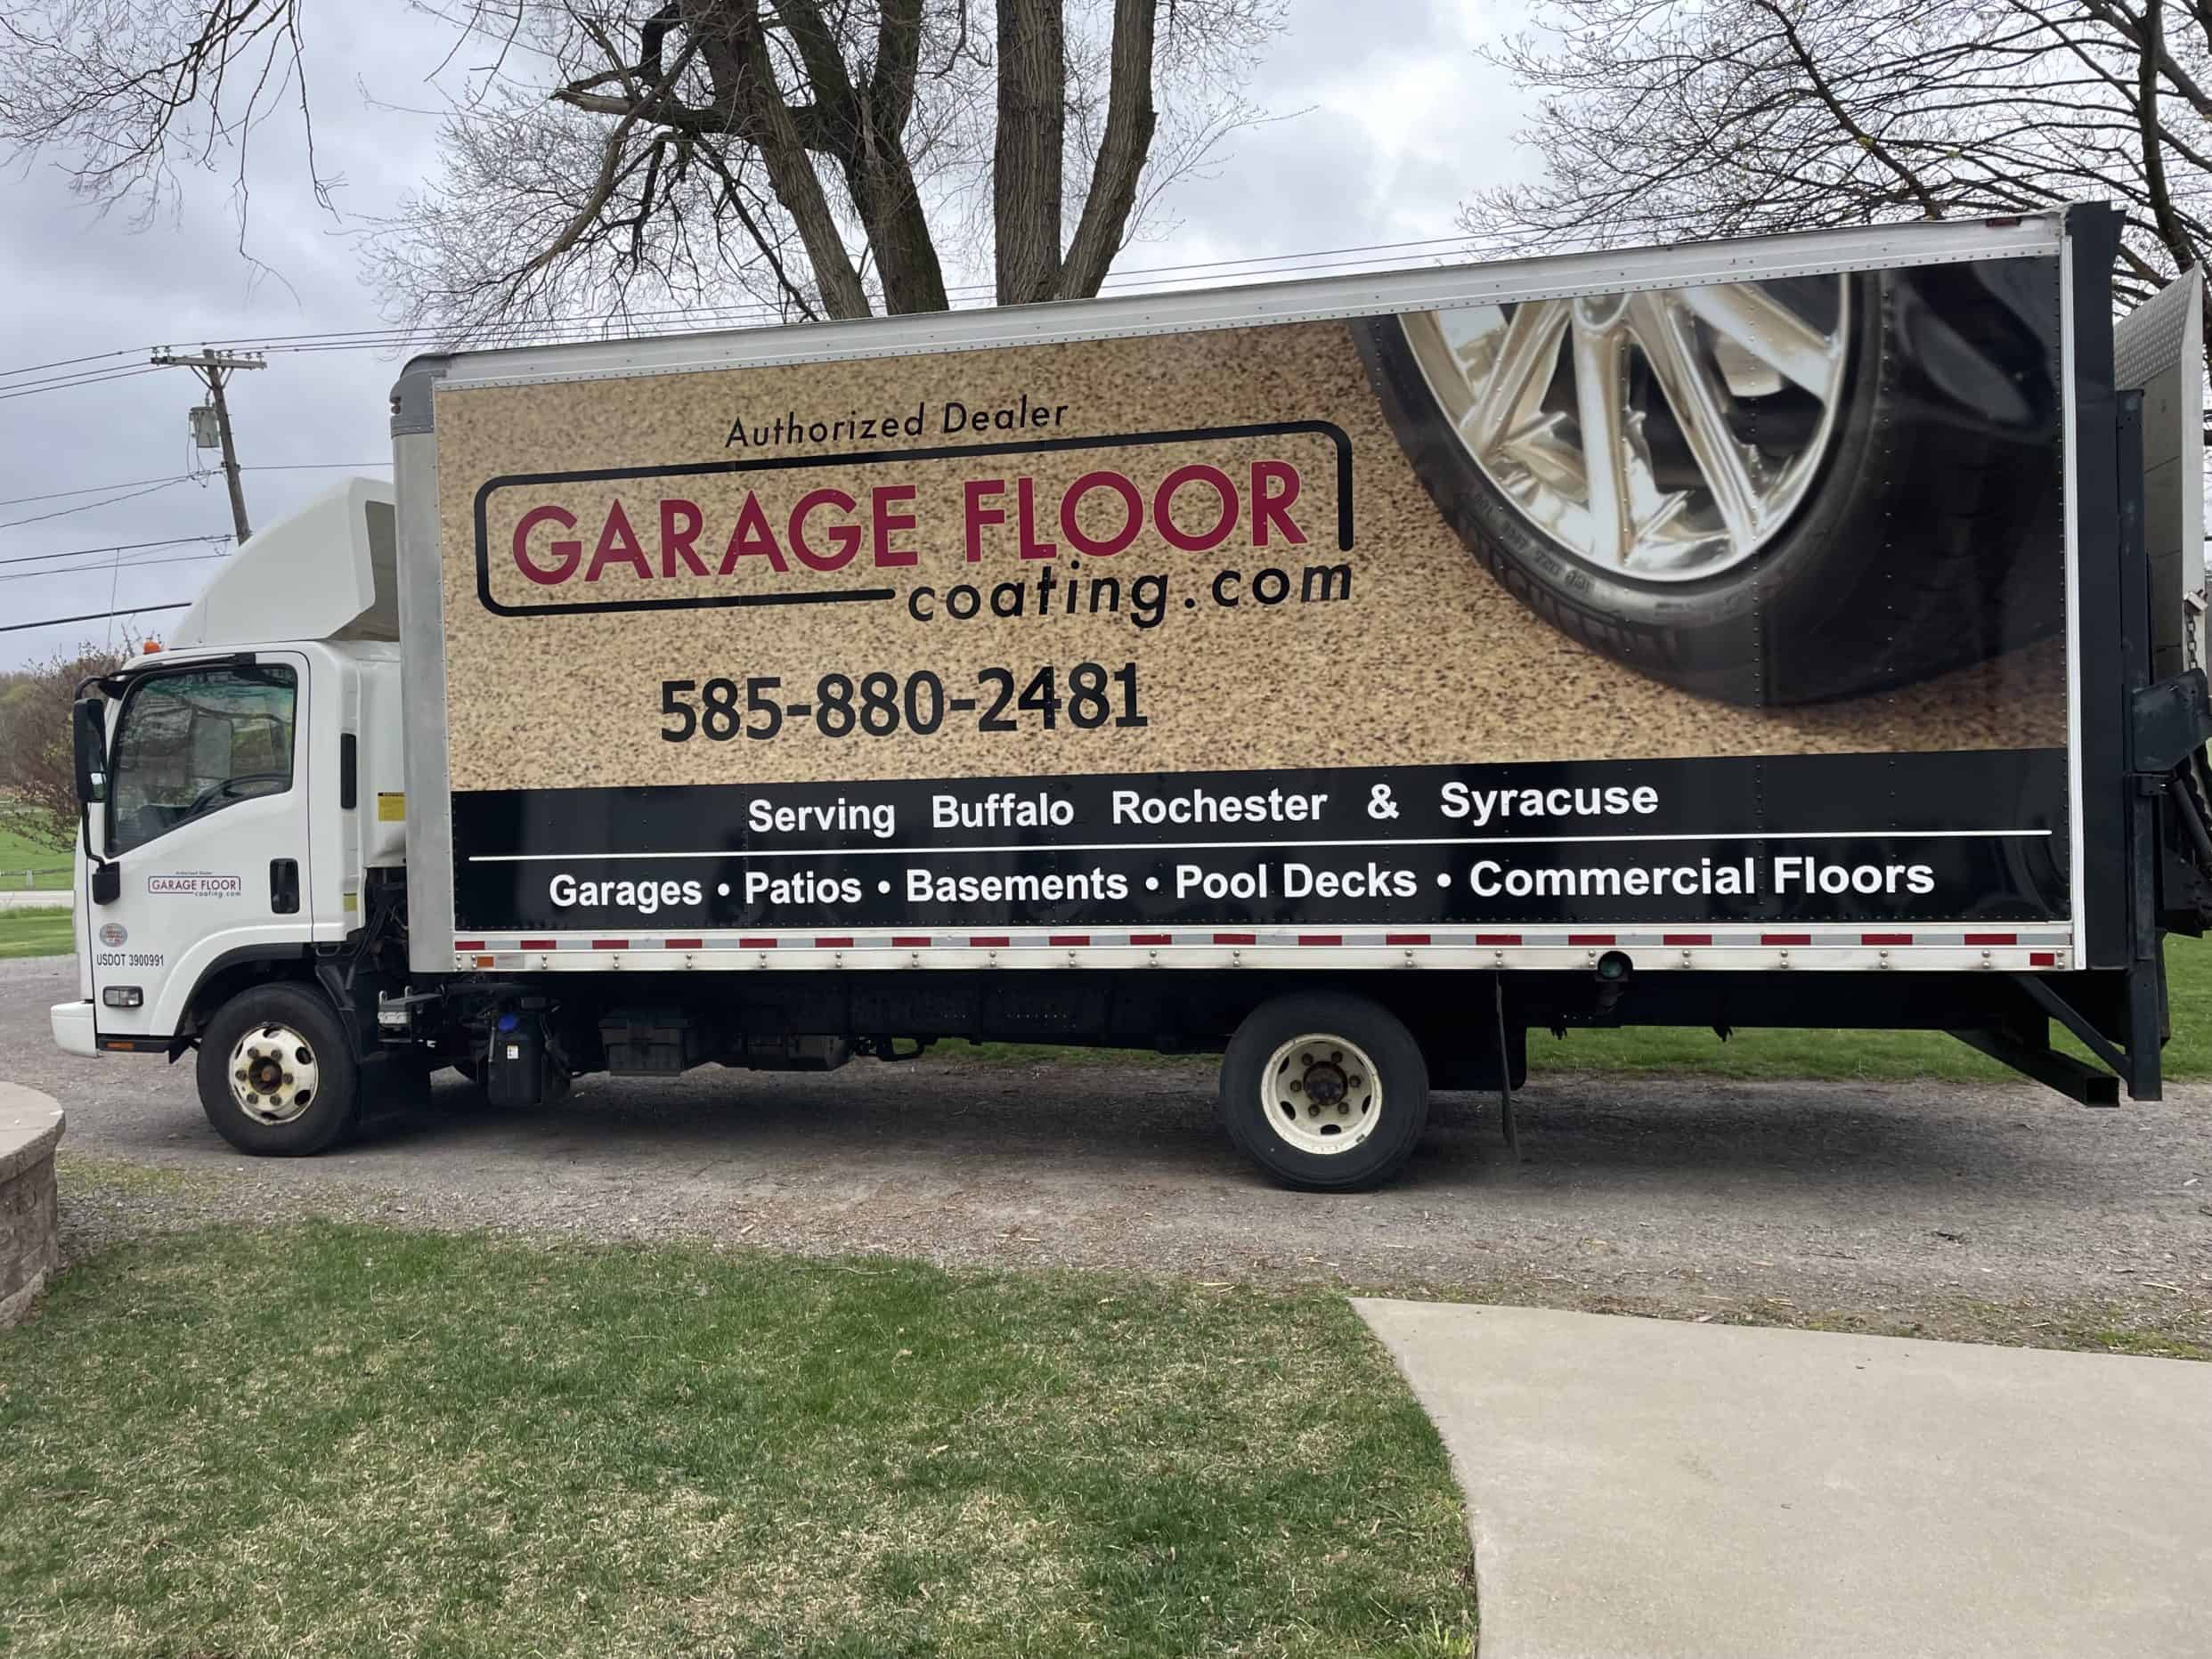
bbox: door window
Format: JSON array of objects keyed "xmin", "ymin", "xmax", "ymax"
[{"xmin": 107, "ymin": 664, "xmax": 297, "ymax": 854}]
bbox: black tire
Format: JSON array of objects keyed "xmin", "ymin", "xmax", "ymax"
[
  {"xmin": 1219, "ymin": 993, "xmax": 1428, "ymax": 1191},
  {"xmin": 1353, "ymin": 261, "xmax": 2063, "ymax": 705},
  {"xmin": 194, "ymin": 981, "xmax": 361, "ymax": 1156}
]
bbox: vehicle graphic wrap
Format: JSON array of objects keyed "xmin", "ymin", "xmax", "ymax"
[{"xmin": 433, "ymin": 253, "xmax": 2069, "ymax": 935}]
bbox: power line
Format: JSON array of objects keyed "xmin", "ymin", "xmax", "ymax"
[
  {"xmin": 0, "ymin": 549, "xmax": 231, "ymax": 584},
  {"xmin": 0, "ymin": 232, "xmax": 1479, "ymax": 385},
  {"xmin": 0, "ymin": 461, "xmax": 386, "ymax": 512},
  {"xmin": 0, "ymin": 601, "xmax": 191, "ymax": 636},
  {"xmin": 0, "ymin": 346, "xmax": 142, "ymax": 382},
  {"xmin": 0, "ymin": 366, "xmax": 163, "ymax": 402},
  {"xmin": 0, "ymin": 535, "xmax": 228, "ymax": 569},
  {"xmin": 0, "ymin": 477, "xmax": 196, "ymax": 530},
  {"xmin": 0, "ymin": 474, "xmax": 200, "ymax": 510}
]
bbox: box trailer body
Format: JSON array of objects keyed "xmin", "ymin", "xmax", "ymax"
[{"xmin": 52, "ymin": 201, "xmax": 2212, "ymax": 1187}]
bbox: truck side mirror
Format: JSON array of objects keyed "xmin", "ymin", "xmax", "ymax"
[{"xmin": 72, "ymin": 697, "xmax": 108, "ymax": 805}]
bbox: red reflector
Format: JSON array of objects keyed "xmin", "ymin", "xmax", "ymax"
[
  {"xmin": 455, "ymin": 939, "xmax": 484, "ymax": 951},
  {"xmin": 1761, "ymin": 933, "xmax": 1811, "ymax": 946},
  {"xmin": 739, "ymin": 936, "xmax": 777, "ymax": 948},
  {"xmin": 1964, "ymin": 932, "xmax": 2016, "ymax": 946},
  {"xmin": 893, "ymin": 935, "xmax": 931, "ymax": 947},
  {"xmin": 591, "ymin": 939, "xmax": 628, "ymax": 950},
  {"xmin": 1048, "ymin": 934, "xmax": 1089, "ymax": 947},
  {"xmin": 1298, "ymin": 934, "xmax": 1342, "ymax": 946},
  {"xmin": 1386, "ymin": 933, "xmax": 1430, "ymax": 946},
  {"xmin": 970, "ymin": 935, "xmax": 1011, "ymax": 947},
  {"xmin": 1215, "ymin": 931, "xmax": 1256, "ymax": 945},
  {"xmin": 1131, "ymin": 933, "xmax": 1171, "ymax": 946},
  {"xmin": 2029, "ymin": 950, "xmax": 2057, "ymax": 966},
  {"xmin": 1568, "ymin": 933, "xmax": 1614, "ymax": 946},
  {"xmin": 663, "ymin": 938, "xmax": 703, "ymax": 949},
  {"xmin": 1861, "ymin": 933, "xmax": 1911, "ymax": 946},
  {"xmin": 1476, "ymin": 933, "xmax": 1521, "ymax": 945},
  {"xmin": 1663, "ymin": 933, "xmax": 1712, "ymax": 947},
  {"xmin": 814, "ymin": 936, "xmax": 854, "ymax": 948},
  {"xmin": 519, "ymin": 938, "xmax": 556, "ymax": 950}
]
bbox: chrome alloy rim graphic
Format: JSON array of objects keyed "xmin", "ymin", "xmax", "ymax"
[{"xmin": 1399, "ymin": 277, "xmax": 1851, "ymax": 581}]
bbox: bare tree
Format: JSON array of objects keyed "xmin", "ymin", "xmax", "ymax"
[
  {"xmin": 0, "ymin": 1, "xmax": 1281, "ymax": 336},
  {"xmin": 0, "ymin": 647, "xmax": 132, "ymax": 850},
  {"xmin": 1463, "ymin": 1, "xmax": 2212, "ymax": 335}
]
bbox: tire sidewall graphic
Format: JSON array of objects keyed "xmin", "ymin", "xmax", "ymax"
[{"xmin": 1354, "ymin": 264, "xmax": 2063, "ymax": 705}]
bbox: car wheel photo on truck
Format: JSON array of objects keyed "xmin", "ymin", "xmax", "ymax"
[
  {"xmin": 1220, "ymin": 994, "xmax": 1430, "ymax": 1191},
  {"xmin": 1354, "ymin": 262, "xmax": 2061, "ymax": 704},
  {"xmin": 194, "ymin": 982, "xmax": 362, "ymax": 1156}
]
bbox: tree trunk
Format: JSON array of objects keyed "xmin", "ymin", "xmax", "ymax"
[
  {"xmin": 1058, "ymin": 0, "xmax": 1156, "ymax": 299},
  {"xmin": 855, "ymin": 0, "xmax": 950, "ymax": 313},
  {"xmin": 995, "ymin": 0, "xmax": 1066, "ymax": 305},
  {"xmin": 694, "ymin": 2, "xmax": 873, "ymax": 318}
]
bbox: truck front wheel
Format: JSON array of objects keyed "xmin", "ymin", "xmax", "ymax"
[
  {"xmin": 195, "ymin": 982, "xmax": 361, "ymax": 1156},
  {"xmin": 1219, "ymin": 994, "xmax": 1429, "ymax": 1191}
]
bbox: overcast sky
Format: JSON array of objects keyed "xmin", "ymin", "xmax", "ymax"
[{"xmin": 0, "ymin": 0, "xmax": 1535, "ymax": 669}]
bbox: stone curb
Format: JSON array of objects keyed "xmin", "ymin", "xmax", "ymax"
[{"xmin": 0, "ymin": 1082, "xmax": 65, "ymax": 1328}]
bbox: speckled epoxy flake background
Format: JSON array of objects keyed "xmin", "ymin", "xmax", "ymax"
[{"xmin": 433, "ymin": 316, "xmax": 2067, "ymax": 794}]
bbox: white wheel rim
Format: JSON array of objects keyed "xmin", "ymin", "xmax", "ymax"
[
  {"xmin": 227, "ymin": 1022, "xmax": 321, "ymax": 1125},
  {"xmin": 1259, "ymin": 1032, "xmax": 1384, "ymax": 1155},
  {"xmin": 1398, "ymin": 276, "xmax": 1851, "ymax": 581}
]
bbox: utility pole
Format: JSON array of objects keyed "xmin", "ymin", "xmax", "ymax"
[{"xmin": 151, "ymin": 348, "xmax": 265, "ymax": 542}]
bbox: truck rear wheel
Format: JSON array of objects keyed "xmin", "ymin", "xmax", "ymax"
[
  {"xmin": 195, "ymin": 982, "xmax": 361, "ymax": 1156},
  {"xmin": 1219, "ymin": 994, "xmax": 1428, "ymax": 1191}
]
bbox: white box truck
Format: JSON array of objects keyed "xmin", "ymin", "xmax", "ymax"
[{"xmin": 51, "ymin": 202, "xmax": 2212, "ymax": 1188}]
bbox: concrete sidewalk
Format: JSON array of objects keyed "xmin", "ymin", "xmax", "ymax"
[{"xmin": 1356, "ymin": 1300, "xmax": 2211, "ymax": 1659}]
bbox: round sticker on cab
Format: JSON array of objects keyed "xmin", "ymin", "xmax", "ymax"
[{"xmin": 99, "ymin": 923, "xmax": 126, "ymax": 947}]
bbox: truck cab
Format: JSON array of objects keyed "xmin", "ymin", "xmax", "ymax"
[{"xmin": 52, "ymin": 480, "xmax": 410, "ymax": 1139}]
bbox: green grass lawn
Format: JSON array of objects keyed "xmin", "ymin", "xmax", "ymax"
[
  {"xmin": 0, "ymin": 810, "xmax": 71, "ymax": 891},
  {"xmin": 0, "ymin": 906, "xmax": 71, "ymax": 961},
  {"xmin": 0, "ymin": 1224, "xmax": 1475, "ymax": 1659}
]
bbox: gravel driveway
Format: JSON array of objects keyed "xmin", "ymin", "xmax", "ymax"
[{"xmin": 7, "ymin": 956, "xmax": 2208, "ymax": 1350}]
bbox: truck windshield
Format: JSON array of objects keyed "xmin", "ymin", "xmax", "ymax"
[{"xmin": 107, "ymin": 664, "xmax": 297, "ymax": 855}]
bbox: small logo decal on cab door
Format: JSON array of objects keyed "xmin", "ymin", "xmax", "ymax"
[
  {"xmin": 98, "ymin": 923, "xmax": 126, "ymax": 947},
  {"xmin": 146, "ymin": 874, "xmax": 243, "ymax": 897}
]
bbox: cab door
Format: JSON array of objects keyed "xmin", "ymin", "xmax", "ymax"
[{"xmin": 88, "ymin": 654, "xmax": 311, "ymax": 1041}]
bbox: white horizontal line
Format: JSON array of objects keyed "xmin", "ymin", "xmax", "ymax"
[{"xmin": 468, "ymin": 827, "xmax": 2053, "ymax": 863}]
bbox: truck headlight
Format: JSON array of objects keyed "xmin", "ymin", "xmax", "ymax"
[{"xmin": 102, "ymin": 986, "xmax": 142, "ymax": 1008}]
